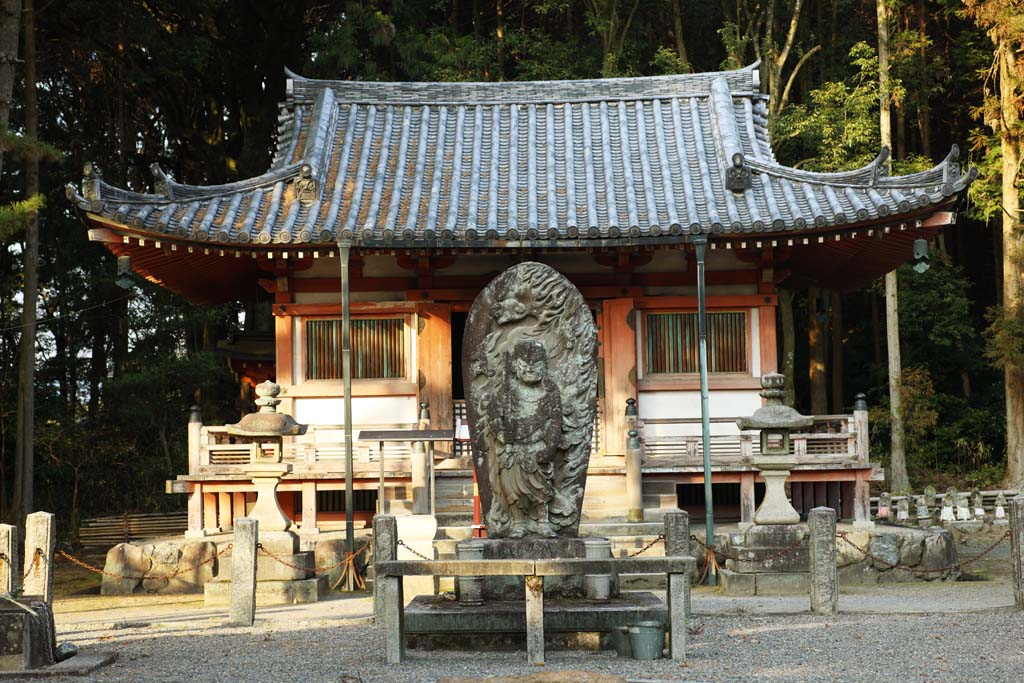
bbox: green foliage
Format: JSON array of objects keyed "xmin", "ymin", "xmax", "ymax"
[
  {"xmin": 0, "ymin": 194, "xmax": 44, "ymax": 241},
  {"xmin": 0, "ymin": 127, "xmax": 60, "ymax": 165},
  {"xmin": 773, "ymin": 43, "xmax": 888, "ymax": 170},
  {"xmin": 985, "ymin": 304, "xmax": 1024, "ymax": 369}
]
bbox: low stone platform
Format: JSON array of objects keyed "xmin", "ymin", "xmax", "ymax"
[
  {"xmin": 404, "ymin": 591, "xmax": 664, "ymax": 645},
  {"xmin": 0, "ymin": 653, "xmax": 117, "ymax": 678},
  {"xmin": 203, "ymin": 575, "xmax": 328, "ymax": 606}
]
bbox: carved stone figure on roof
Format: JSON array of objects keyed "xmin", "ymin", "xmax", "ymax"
[{"xmin": 463, "ymin": 262, "xmax": 598, "ymax": 539}]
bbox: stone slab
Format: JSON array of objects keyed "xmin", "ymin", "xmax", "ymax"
[
  {"xmin": 719, "ymin": 568, "xmax": 756, "ymax": 596},
  {"xmin": 404, "ymin": 591, "xmax": 665, "ymax": 635},
  {"xmin": 437, "ymin": 670, "xmax": 625, "ymax": 683},
  {"xmin": 723, "ymin": 544, "xmax": 809, "ymax": 573},
  {"xmin": 476, "ymin": 538, "xmax": 590, "ymax": 600},
  {"xmin": 755, "ymin": 572, "xmax": 809, "ymax": 595},
  {"xmin": 216, "ymin": 552, "xmax": 311, "ymax": 582},
  {"xmin": 0, "ymin": 653, "xmax": 117, "ymax": 678},
  {"xmin": 203, "ymin": 577, "xmax": 322, "ymax": 606}
]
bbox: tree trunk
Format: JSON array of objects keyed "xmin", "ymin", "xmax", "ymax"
[
  {"xmin": 670, "ymin": 0, "xmax": 689, "ymax": 68},
  {"xmin": 780, "ymin": 288, "xmax": 796, "ymax": 406},
  {"xmin": 13, "ymin": 0, "xmax": 37, "ymax": 523},
  {"xmin": 830, "ymin": 291, "xmax": 843, "ymax": 412},
  {"xmin": 878, "ymin": 0, "xmax": 909, "ymax": 493},
  {"xmin": 997, "ymin": 37, "xmax": 1024, "ymax": 489},
  {"xmin": 808, "ymin": 287, "xmax": 828, "ymax": 415},
  {"xmin": 0, "ymin": 0, "xmax": 19, "ymax": 177}
]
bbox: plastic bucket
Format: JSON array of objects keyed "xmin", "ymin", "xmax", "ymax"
[
  {"xmin": 610, "ymin": 626, "xmax": 632, "ymax": 657},
  {"xmin": 627, "ymin": 621, "xmax": 665, "ymax": 660}
]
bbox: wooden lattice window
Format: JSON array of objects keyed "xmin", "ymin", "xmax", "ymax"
[
  {"xmin": 305, "ymin": 318, "xmax": 407, "ymax": 380},
  {"xmin": 644, "ymin": 311, "xmax": 748, "ymax": 375}
]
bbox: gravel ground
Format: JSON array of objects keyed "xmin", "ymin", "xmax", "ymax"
[{"xmin": 25, "ymin": 584, "xmax": 1024, "ymax": 683}]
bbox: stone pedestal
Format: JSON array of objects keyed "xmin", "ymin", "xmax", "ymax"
[
  {"xmin": 459, "ymin": 537, "xmax": 617, "ymax": 600},
  {"xmin": 753, "ymin": 468, "xmax": 800, "ymax": 525},
  {"xmin": 246, "ymin": 464, "xmax": 292, "ymax": 532},
  {"xmin": 720, "ymin": 524, "xmax": 810, "ymax": 596},
  {"xmin": 0, "ymin": 600, "xmax": 55, "ymax": 672}
]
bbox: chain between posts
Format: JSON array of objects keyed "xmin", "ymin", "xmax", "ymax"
[
  {"xmin": 257, "ymin": 539, "xmax": 372, "ymax": 591},
  {"xmin": 395, "ymin": 539, "xmax": 432, "ymax": 561},
  {"xmin": 628, "ymin": 533, "xmax": 665, "ymax": 558},
  {"xmin": 20, "ymin": 549, "xmax": 42, "ymax": 583},
  {"xmin": 836, "ymin": 529, "xmax": 1011, "ymax": 574},
  {"xmin": 55, "ymin": 544, "xmax": 232, "ymax": 582}
]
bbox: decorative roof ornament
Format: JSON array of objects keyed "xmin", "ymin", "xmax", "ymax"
[
  {"xmin": 725, "ymin": 154, "xmax": 752, "ymax": 192},
  {"xmin": 226, "ymin": 380, "xmax": 306, "ymax": 437},
  {"xmin": 81, "ymin": 163, "xmax": 103, "ymax": 211},
  {"xmin": 150, "ymin": 163, "xmax": 174, "ymax": 200},
  {"xmin": 295, "ymin": 163, "xmax": 318, "ymax": 202}
]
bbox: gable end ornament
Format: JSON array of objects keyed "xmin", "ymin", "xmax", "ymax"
[
  {"xmin": 725, "ymin": 153, "xmax": 752, "ymax": 192},
  {"xmin": 150, "ymin": 163, "xmax": 174, "ymax": 200},
  {"xmin": 295, "ymin": 163, "xmax": 318, "ymax": 203}
]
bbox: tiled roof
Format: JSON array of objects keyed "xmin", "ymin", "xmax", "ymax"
[{"xmin": 67, "ymin": 64, "xmax": 974, "ymax": 247}]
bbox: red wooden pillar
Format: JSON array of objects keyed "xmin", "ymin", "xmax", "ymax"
[{"xmin": 602, "ymin": 298, "xmax": 637, "ymax": 456}]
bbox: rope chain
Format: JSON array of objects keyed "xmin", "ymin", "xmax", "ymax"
[
  {"xmin": 55, "ymin": 543, "xmax": 232, "ymax": 582},
  {"xmin": 257, "ymin": 539, "xmax": 372, "ymax": 591},
  {"xmin": 836, "ymin": 529, "xmax": 1011, "ymax": 574},
  {"xmin": 628, "ymin": 534, "xmax": 665, "ymax": 558},
  {"xmin": 396, "ymin": 539, "xmax": 432, "ymax": 561},
  {"xmin": 20, "ymin": 549, "xmax": 42, "ymax": 583}
]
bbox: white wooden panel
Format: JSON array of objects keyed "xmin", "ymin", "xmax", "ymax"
[
  {"xmin": 293, "ymin": 396, "xmax": 418, "ymax": 427},
  {"xmin": 637, "ymin": 390, "xmax": 762, "ymax": 437}
]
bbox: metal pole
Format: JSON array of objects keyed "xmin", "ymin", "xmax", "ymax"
[
  {"xmin": 338, "ymin": 241, "xmax": 355, "ymax": 590},
  {"xmin": 695, "ymin": 236, "xmax": 716, "ymax": 586}
]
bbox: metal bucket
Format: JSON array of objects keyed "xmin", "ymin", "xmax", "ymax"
[{"xmin": 627, "ymin": 621, "xmax": 665, "ymax": 660}]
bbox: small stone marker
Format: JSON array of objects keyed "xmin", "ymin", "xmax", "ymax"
[
  {"xmin": 0, "ymin": 523, "xmax": 17, "ymax": 595},
  {"xmin": 373, "ymin": 515, "xmax": 405, "ymax": 665},
  {"xmin": 956, "ymin": 493, "xmax": 971, "ymax": 522},
  {"xmin": 994, "ymin": 492, "xmax": 1008, "ymax": 524},
  {"xmin": 525, "ymin": 575, "xmax": 545, "ymax": 665},
  {"xmin": 915, "ymin": 496, "xmax": 931, "ymax": 527},
  {"xmin": 895, "ymin": 497, "xmax": 910, "ymax": 523},
  {"xmin": 1009, "ymin": 495, "xmax": 1024, "ymax": 609},
  {"xmin": 228, "ymin": 517, "xmax": 257, "ymax": 627},
  {"xmin": 877, "ymin": 492, "xmax": 891, "ymax": 520},
  {"xmin": 23, "ymin": 512, "xmax": 55, "ymax": 603},
  {"xmin": 972, "ymin": 490, "xmax": 985, "ymax": 520},
  {"xmin": 924, "ymin": 485, "xmax": 937, "ymax": 510},
  {"xmin": 808, "ymin": 507, "xmax": 837, "ymax": 615},
  {"xmin": 939, "ymin": 495, "xmax": 955, "ymax": 522}
]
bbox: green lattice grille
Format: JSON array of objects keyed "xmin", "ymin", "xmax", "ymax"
[
  {"xmin": 645, "ymin": 311, "xmax": 747, "ymax": 374},
  {"xmin": 305, "ymin": 318, "xmax": 406, "ymax": 380}
]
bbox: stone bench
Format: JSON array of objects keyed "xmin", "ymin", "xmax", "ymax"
[{"xmin": 373, "ymin": 512, "xmax": 695, "ymax": 665}]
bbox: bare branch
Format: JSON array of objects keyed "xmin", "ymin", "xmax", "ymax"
[{"xmin": 778, "ymin": 44, "xmax": 821, "ymax": 113}]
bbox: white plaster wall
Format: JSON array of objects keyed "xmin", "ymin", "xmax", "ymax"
[
  {"xmin": 637, "ymin": 390, "xmax": 762, "ymax": 436},
  {"xmin": 293, "ymin": 396, "xmax": 419, "ymax": 428}
]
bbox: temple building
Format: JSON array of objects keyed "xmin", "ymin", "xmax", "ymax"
[{"xmin": 66, "ymin": 63, "xmax": 974, "ymax": 539}]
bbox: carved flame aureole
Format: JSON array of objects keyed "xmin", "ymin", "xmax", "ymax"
[{"xmin": 462, "ymin": 262, "xmax": 599, "ymax": 538}]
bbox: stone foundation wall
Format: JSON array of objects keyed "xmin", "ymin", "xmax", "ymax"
[{"xmin": 837, "ymin": 526, "xmax": 959, "ymax": 584}]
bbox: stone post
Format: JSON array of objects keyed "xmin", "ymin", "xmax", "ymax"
[
  {"xmin": 22, "ymin": 512, "xmax": 55, "ymax": 603},
  {"xmin": 525, "ymin": 575, "xmax": 545, "ymax": 666},
  {"xmin": 188, "ymin": 405, "xmax": 203, "ymax": 474},
  {"xmin": 0, "ymin": 524, "xmax": 17, "ymax": 595},
  {"xmin": 228, "ymin": 517, "xmax": 258, "ymax": 627},
  {"xmin": 664, "ymin": 509, "xmax": 691, "ymax": 619},
  {"xmin": 373, "ymin": 514, "xmax": 404, "ymax": 663},
  {"xmin": 411, "ymin": 439, "xmax": 429, "ymax": 515},
  {"xmin": 456, "ymin": 540, "xmax": 484, "ymax": 605},
  {"xmin": 583, "ymin": 538, "xmax": 612, "ymax": 601},
  {"xmin": 625, "ymin": 428, "xmax": 643, "ymax": 523},
  {"xmin": 1010, "ymin": 495, "xmax": 1024, "ymax": 610},
  {"xmin": 808, "ymin": 507, "xmax": 838, "ymax": 615},
  {"xmin": 853, "ymin": 393, "xmax": 868, "ymax": 462},
  {"xmin": 373, "ymin": 514, "xmax": 397, "ymax": 621}
]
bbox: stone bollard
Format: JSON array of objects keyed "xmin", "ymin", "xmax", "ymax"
[
  {"xmin": 456, "ymin": 540, "xmax": 484, "ymax": 606},
  {"xmin": 664, "ymin": 510, "xmax": 691, "ymax": 619},
  {"xmin": 23, "ymin": 512, "xmax": 55, "ymax": 604},
  {"xmin": 0, "ymin": 524, "xmax": 17, "ymax": 595},
  {"xmin": 808, "ymin": 507, "xmax": 838, "ymax": 615},
  {"xmin": 372, "ymin": 514, "xmax": 404, "ymax": 664},
  {"xmin": 625, "ymin": 428, "xmax": 644, "ymax": 523},
  {"xmin": 1010, "ymin": 495, "xmax": 1024, "ymax": 610},
  {"xmin": 583, "ymin": 538, "xmax": 612, "ymax": 601},
  {"xmin": 228, "ymin": 517, "xmax": 258, "ymax": 626}
]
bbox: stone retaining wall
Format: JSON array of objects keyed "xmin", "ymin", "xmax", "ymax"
[{"xmin": 837, "ymin": 526, "xmax": 959, "ymax": 584}]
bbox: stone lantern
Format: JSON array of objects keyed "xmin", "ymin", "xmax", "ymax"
[
  {"xmin": 226, "ymin": 381, "xmax": 306, "ymax": 545},
  {"xmin": 736, "ymin": 373, "xmax": 813, "ymax": 525}
]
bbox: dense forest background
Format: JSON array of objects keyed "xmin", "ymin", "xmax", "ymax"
[{"xmin": 0, "ymin": 0, "xmax": 1021, "ymax": 538}]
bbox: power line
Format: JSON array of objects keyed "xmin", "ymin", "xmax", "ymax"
[{"xmin": 0, "ymin": 294, "xmax": 132, "ymax": 333}]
